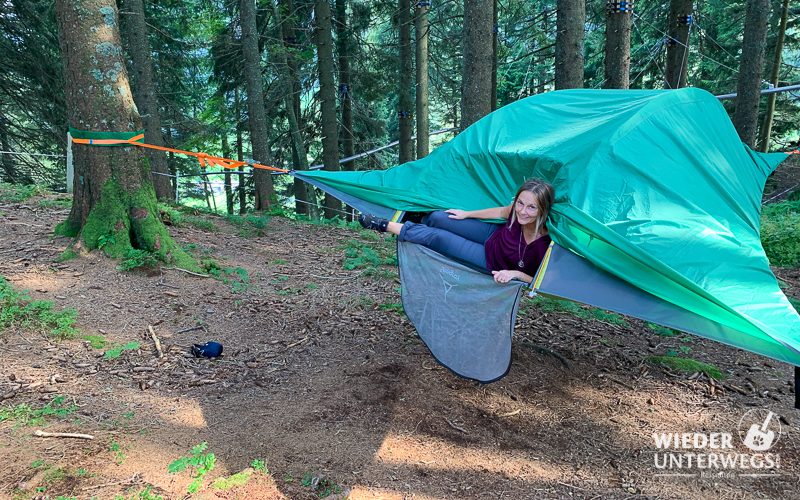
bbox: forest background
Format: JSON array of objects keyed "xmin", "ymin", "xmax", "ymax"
[{"xmin": 1, "ymin": 0, "xmax": 798, "ymax": 216}]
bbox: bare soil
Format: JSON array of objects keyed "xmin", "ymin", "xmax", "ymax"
[{"xmin": 1, "ymin": 192, "xmax": 800, "ymax": 500}]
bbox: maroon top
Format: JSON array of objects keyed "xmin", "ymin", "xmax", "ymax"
[{"xmin": 484, "ymin": 217, "xmax": 551, "ymax": 276}]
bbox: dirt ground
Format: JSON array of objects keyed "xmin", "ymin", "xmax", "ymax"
[{"xmin": 1, "ymin": 190, "xmax": 800, "ymax": 500}]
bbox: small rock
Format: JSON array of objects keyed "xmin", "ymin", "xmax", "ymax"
[{"xmin": 647, "ymin": 398, "xmax": 655, "ymax": 405}]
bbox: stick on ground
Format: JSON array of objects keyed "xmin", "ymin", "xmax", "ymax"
[
  {"xmin": 148, "ymin": 325, "xmax": 164, "ymax": 358},
  {"xmin": 33, "ymin": 430, "xmax": 94, "ymax": 440}
]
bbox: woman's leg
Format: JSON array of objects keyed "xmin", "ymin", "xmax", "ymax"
[
  {"xmin": 395, "ymin": 222, "xmax": 489, "ymax": 270},
  {"xmin": 422, "ymin": 210, "xmax": 500, "ymax": 244}
]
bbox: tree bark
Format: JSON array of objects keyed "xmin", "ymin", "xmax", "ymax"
[
  {"xmin": 733, "ymin": 0, "xmax": 771, "ymax": 147},
  {"xmin": 398, "ymin": 0, "xmax": 414, "ymax": 163},
  {"xmin": 757, "ymin": 0, "xmax": 789, "ymax": 152},
  {"xmin": 234, "ymin": 87, "xmax": 247, "ymax": 214},
  {"xmin": 335, "ymin": 0, "xmax": 355, "ymax": 171},
  {"xmin": 664, "ymin": 0, "xmax": 692, "ymax": 89},
  {"xmin": 315, "ymin": 0, "xmax": 341, "ymax": 218},
  {"xmin": 119, "ymin": 0, "xmax": 172, "ymax": 201},
  {"xmin": 240, "ymin": 0, "xmax": 274, "ymax": 210},
  {"xmin": 0, "ymin": 106, "xmax": 14, "ymax": 183},
  {"xmin": 604, "ymin": 1, "xmax": 632, "ymax": 89},
  {"xmin": 491, "ymin": 0, "xmax": 497, "ymax": 110},
  {"xmin": 415, "ymin": 0, "xmax": 430, "ymax": 158},
  {"xmin": 222, "ymin": 117, "xmax": 234, "ymax": 214},
  {"xmin": 54, "ymin": 0, "xmax": 190, "ymax": 266},
  {"xmin": 461, "ymin": 0, "xmax": 494, "ymax": 130},
  {"xmin": 555, "ymin": 0, "xmax": 585, "ymax": 89}
]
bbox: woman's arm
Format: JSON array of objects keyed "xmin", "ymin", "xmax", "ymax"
[
  {"xmin": 491, "ymin": 269, "xmax": 533, "ymax": 284},
  {"xmin": 446, "ymin": 204, "xmax": 512, "ymax": 220}
]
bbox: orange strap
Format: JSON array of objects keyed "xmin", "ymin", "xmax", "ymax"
[
  {"xmin": 788, "ymin": 150, "xmax": 799, "ymax": 155},
  {"xmin": 71, "ymin": 134, "xmax": 289, "ymax": 173}
]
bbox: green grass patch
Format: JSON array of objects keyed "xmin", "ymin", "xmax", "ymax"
[
  {"xmin": 109, "ymin": 439, "xmax": 126, "ymax": 464},
  {"xmin": 184, "ymin": 215, "xmax": 217, "ymax": 232},
  {"xmin": 82, "ymin": 334, "xmax": 106, "ymax": 349},
  {"xmin": 251, "ymin": 459, "xmax": 268, "ymax": 473},
  {"xmin": 341, "ymin": 238, "xmax": 397, "ymax": 276},
  {"xmin": 158, "ymin": 203, "xmax": 184, "ymax": 226},
  {"xmin": 0, "ymin": 395, "xmax": 78, "ymax": 427},
  {"xmin": 527, "ymin": 295, "xmax": 629, "ymax": 327},
  {"xmin": 761, "ymin": 199, "xmax": 800, "ymax": 267},
  {"xmin": 647, "ymin": 355, "xmax": 724, "ymax": 380},
  {"xmin": 103, "ymin": 341, "xmax": 141, "ymax": 359},
  {"xmin": 212, "ymin": 469, "xmax": 253, "ymax": 490},
  {"xmin": 224, "ymin": 213, "xmax": 270, "ymax": 237},
  {"xmin": 38, "ymin": 198, "xmax": 72, "ymax": 209},
  {"xmin": 0, "ymin": 182, "xmax": 46, "ymax": 203},
  {"xmin": 114, "ymin": 485, "xmax": 163, "ymax": 500},
  {"xmin": 203, "ymin": 261, "xmax": 251, "ymax": 293},
  {"xmin": 301, "ymin": 471, "xmax": 342, "ymax": 498},
  {"xmin": 379, "ymin": 302, "xmax": 404, "ymax": 314},
  {"xmin": 168, "ymin": 442, "xmax": 216, "ymax": 494},
  {"xmin": 646, "ymin": 322, "xmax": 679, "ymax": 337},
  {"xmin": 0, "ymin": 277, "xmax": 78, "ymax": 339}
]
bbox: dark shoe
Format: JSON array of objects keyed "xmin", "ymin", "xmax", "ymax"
[{"xmin": 358, "ymin": 213, "xmax": 389, "ymax": 232}]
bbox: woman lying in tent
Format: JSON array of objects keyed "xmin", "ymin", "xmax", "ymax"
[{"xmin": 358, "ymin": 179, "xmax": 554, "ymax": 284}]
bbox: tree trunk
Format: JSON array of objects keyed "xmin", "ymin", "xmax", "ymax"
[
  {"xmin": 757, "ymin": 0, "xmax": 789, "ymax": 152},
  {"xmin": 314, "ymin": 0, "xmax": 341, "ymax": 218},
  {"xmin": 119, "ymin": 0, "xmax": 172, "ymax": 201},
  {"xmin": 461, "ymin": 0, "xmax": 494, "ymax": 130},
  {"xmin": 398, "ymin": 0, "xmax": 414, "ymax": 163},
  {"xmin": 491, "ymin": 0, "xmax": 497, "ymax": 110},
  {"xmin": 54, "ymin": 0, "xmax": 191, "ymax": 267},
  {"xmin": 234, "ymin": 87, "xmax": 247, "ymax": 214},
  {"xmin": 273, "ymin": 0, "xmax": 315, "ymax": 218},
  {"xmin": 0, "ymin": 106, "xmax": 14, "ymax": 183},
  {"xmin": 335, "ymin": 0, "xmax": 355, "ymax": 171},
  {"xmin": 604, "ymin": 1, "xmax": 633, "ymax": 89},
  {"xmin": 664, "ymin": 0, "xmax": 692, "ymax": 89},
  {"xmin": 279, "ymin": 0, "xmax": 309, "ymax": 216},
  {"xmin": 222, "ymin": 122, "xmax": 234, "ymax": 215},
  {"xmin": 555, "ymin": 0, "xmax": 585, "ymax": 89},
  {"xmin": 733, "ymin": 0, "xmax": 771, "ymax": 147},
  {"xmin": 415, "ymin": 0, "xmax": 430, "ymax": 158},
  {"xmin": 240, "ymin": 0, "xmax": 274, "ymax": 210}
]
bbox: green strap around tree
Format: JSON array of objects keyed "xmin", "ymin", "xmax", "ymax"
[{"xmin": 69, "ymin": 127, "xmax": 145, "ymax": 147}]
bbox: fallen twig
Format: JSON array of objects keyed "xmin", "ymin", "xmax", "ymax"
[
  {"xmin": 33, "ymin": 430, "xmax": 94, "ymax": 440},
  {"xmin": 444, "ymin": 417, "xmax": 468, "ymax": 434},
  {"xmin": 80, "ymin": 474, "xmax": 141, "ymax": 491},
  {"xmin": 498, "ymin": 409, "xmax": 521, "ymax": 418},
  {"xmin": 286, "ymin": 337, "xmax": 308, "ymax": 349},
  {"xmin": 162, "ymin": 266, "xmax": 211, "ymax": 278},
  {"xmin": 176, "ymin": 325, "xmax": 205, "ymax": 334},
  {"xmin": 148, "ymin": 325, "xmax": 164, "ymax": 359}
]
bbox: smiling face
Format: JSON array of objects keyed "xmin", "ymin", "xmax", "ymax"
[{"xmin": 514, "ymin": 190, "xmax": 539, "ymax": 226}]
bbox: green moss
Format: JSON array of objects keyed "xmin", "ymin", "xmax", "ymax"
[
  {"xmin": 646, "ymin": 322, "xmax": 679, "ymax": 337},
  {"xmin": 54, "ymin": 219, "xmax": 80, "ymax": 238},
  {"xmin": 647, "ymin": 355, "xmax": 724, "ymax": 380},
  {"xmin": 55, "ymin": 249, "xmax": 78, "ymax": 262}
]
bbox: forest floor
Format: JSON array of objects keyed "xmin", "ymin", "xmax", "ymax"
[{"xmin": 1, "ymin": 186, "xmax": 800, "ymax": 500}]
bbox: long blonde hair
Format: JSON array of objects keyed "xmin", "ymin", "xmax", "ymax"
[{"xmin": 509, "ymin": 178, "xmax": 554, "ymax": 238}]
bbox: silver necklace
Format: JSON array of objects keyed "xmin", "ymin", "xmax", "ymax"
[{"xmin": 517, "ymin": 230, "xmax": 531, "ymax": 268}]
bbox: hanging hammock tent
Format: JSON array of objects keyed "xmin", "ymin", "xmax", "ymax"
[{"xmin": 292, "ymin": 88, "xmax": 800, "ymax": 381}]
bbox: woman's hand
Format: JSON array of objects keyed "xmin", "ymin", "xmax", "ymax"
[
  {"xmin": 445, "ymin": 209, "xmax": 468, "ymax": 219},
  {"xmin": 492, "ymin": 270, "xmax": 519, "ymax": 284}
]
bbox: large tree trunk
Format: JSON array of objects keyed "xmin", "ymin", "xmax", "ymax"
[
  {"xmin": 335, "ymin": 0, "xmax": 355, "ymax": 171},
  {"xmin": 757, "ymin": 0, "xmax": 789, "ymax": 152},
  {"xmin": 460, "ymin": 0, "xmax": 494, "ymax": 130},
  {"xmin": 240, "ymin": 0, "xmax": 274, "ymax": 210},
  {"xmin": 54, "ymin": 0, "xmax": 190, "ymax": 266},
  {"xmin": 604, "ymin": 1, "xmax": 632, "ymax": 89},
  {"xmin": 279, "ymin": 0, "xmax": 309, "ymax": 215},
  {"xmin": 398, "ymin": 0, "xmax": 414, "ymax": 163},
  {"xmin": 235, "ymin": 88, "xmax": 246, "ymax": 214},
  {"xmin": 555, "ymin": 0, "xmax": 585, "ymax": 89},
  {"xmin": 664, "ymin": 0, "xmax": 692, "ymax": 89},
  {"xmin": 415, "ymin": 0, "xmax": 430, "ymax": 158},
  {"xmin": 491, "ymin": 0, "xmax": 497, "ymax": 110},
  {"xmin": 733, "ymin": 0, "xmax": 771, "ymax": 147},
  {"xmin": 222, "ymin": 114, "xmax": 234, "ymax": 214},
  {"xmin": 315, "ymin": 0, "xmax": 341, "ymax": 218},
  {"xmin": 119, "ymin": 0, "xmax": 173, "ymax": 201}
]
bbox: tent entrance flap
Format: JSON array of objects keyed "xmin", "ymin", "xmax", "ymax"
[
  {"xmin": 397, "ymin": 241, "xmax": 526, "ymax": 383},
  {"xmin": 534, "ymin": 244, "xmax": 800, "ymax": 366}
]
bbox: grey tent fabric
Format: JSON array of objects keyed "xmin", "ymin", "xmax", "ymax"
[{"xmin": 397, "ymin": 241, "xmax": 527, "ymax": 382}]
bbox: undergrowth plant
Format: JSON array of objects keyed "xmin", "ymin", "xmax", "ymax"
[
  {"xmin": 168, "ymin": 442, "xmax": 216, "ymax": 494},
  {"xmin": 647, "ymin": 354, "xmax": 724, "ymax": 380},
  {"xmin": 104, "ymin": 341, "xmax": 141, "ymax": 359},
  {"xmin": 118, "ymin": 249, "xmax": 159, "ymax": 271},
  {"xmin": 0, "ymin": 395, "xmax": 78, "ymax": 427},
  {"xmin": 203, "ymin": 261, "xmax": 251, "ymax": 293},
  {"xmin": 761, "ymin": 199, "xmax": 800, "ymax": 267},
  {"xmin": 0, "ymin": 182, "xmax": 46, "ymax": 203},
  {"xmin": 0, "ymin": 277, "xmax": 78, "ymax": 339},
  {"xmin": 525, "ymin": 295, "xmax": 629, "ymax": 327}
]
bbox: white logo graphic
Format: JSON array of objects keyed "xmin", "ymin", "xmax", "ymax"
[
  {"xmin": 739, "ymin": 410, "xmax": 781, "ymax": 452},
  {"xmin": 440, "ymin": 268, "xmax": 460, "ymax": 301}
]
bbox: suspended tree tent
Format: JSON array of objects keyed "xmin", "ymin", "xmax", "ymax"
[{"xmin": 292, "ymin": 88, "xmax": 800, "ymax": 383}]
